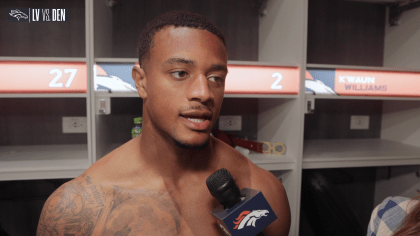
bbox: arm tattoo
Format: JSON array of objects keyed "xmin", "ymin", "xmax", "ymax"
[
  {"xmin": 36, "ymin": 176, "xmax": 106, "ymax": 236},
  {"xmin": 37, "ymin": 175, "xmax": 183, "ymax": 236}
]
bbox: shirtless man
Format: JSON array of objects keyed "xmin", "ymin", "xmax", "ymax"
[{"xmin": 37, "ymin": 10, "xmax": 291, "ymax": 236}]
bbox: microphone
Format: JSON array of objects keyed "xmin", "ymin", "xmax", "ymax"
[{"xmin": 206, "ymin": 168, "xmax": 277, "ymax": 236}]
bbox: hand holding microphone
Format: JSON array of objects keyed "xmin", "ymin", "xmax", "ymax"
[{"xmin": 206, "ymin": 168, "xmax": 277, "ymax": 236}]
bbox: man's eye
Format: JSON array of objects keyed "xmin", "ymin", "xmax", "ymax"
[
  {"xmin": 209, "ymin": 76, "xmax": 224, "ymax": 83},
  {"xmin": 171, "ymin": 71, "xmax": 188, "ymax": 79}
]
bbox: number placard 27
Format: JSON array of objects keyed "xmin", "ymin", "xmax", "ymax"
[{"xmin": 49, "ymin": 68, "xmax": 78, "ymax": 88}]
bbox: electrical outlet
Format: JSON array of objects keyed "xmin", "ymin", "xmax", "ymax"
[
  {"xmin": 305, "ymin": 98, "xmax": 315, "ymax": 114},
  {"xmin": 350, "ymin": 115, "xmax": 369, "ymax": 130},
  {"xmin": 96, "ymin": 97, "xmax": 111, "ymax": 115},
  {"xmin": 62, "ymin": 117, "xmax": 87, "ymax": 133},
  {"xmin": 219, "ymin": 115, "xmax": 242, "ymax": 131}
]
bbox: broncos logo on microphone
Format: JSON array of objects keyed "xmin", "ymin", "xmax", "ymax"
[{"xmin": 233, "ymin": 210, "xmax": 269, "ymax": 230}]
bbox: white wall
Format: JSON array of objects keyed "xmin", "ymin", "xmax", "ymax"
[
  {"xmin": 374, "ymin": 165, "xmax": 420, "ymax": 206},
  {"xmin": 383, "ymin": 7, "xmax": 420, "ymax": 69},
  {"xmin": 94, "ymin": 0, "xmax": 113, "ymax": 58},
  {"xmin": 375, "ymin": 7, "xmax": 420, "ymax": 206},
  {"xmin": 258, "ymin": 1, "xmax": 307, "ymax": 235},
  {"xmin": 259, "ymin": 0, "xmax": 306, "ymax": 66}
]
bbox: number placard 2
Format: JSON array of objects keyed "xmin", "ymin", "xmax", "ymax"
[
  {"xmin": 224, "ymin": 64, "xmax": 299, "ymax": 95},
  {"xmin": 271, "ymin": 72, "xmax": 283, "ymax": 90}
]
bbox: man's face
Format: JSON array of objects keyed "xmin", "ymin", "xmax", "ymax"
[{"xmin": 137, "ymin": 26, "xmax": 228, "ymax": 148}]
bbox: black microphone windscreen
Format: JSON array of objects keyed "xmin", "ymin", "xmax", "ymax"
[
  {"xmin": 206, "ymin": 168, "xmax": 242, "ymax": 209},
  {"xmin": 206, "ymin": 168, "xmax": 232, "ymax": 193}
]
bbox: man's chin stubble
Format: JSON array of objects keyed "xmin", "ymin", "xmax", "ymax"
[{"xmin": 172, "ymin": 136, "xmax": 210, "ymax": 150}]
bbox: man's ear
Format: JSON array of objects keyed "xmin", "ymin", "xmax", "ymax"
[{"xmin": 132, "ymin": 65, "xmax": 147, "ymax": 99}]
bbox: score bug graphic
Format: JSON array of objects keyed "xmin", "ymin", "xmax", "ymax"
[{"xmin": 9, "ymin": 9, "xmax": 29, "ymax": 21}]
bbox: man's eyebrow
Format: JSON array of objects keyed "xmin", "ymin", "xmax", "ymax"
[
  {"xmin": 162, "ymin": 57, "xmax": 195, "ymax": 66},
  {"xmin": 162, "ymin": 57, "xmax": 228, "ymax": 73},
  {"xmin": 212, "ymin": 64, "xmax": 228, "ymax": 74}
]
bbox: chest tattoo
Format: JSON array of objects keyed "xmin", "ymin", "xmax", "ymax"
[{"xmin": 100, "ymin": 186, "xmax": 182, "ymax": 235}]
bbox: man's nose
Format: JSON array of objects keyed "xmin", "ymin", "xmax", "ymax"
[{"xmin": 187, "ymin": 74, "xmax": 213, "ymax": 102}]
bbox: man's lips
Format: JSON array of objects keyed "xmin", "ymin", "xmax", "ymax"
[
  {"xmin": 180, "ymin": 110, "xmax": 213, "ymax": 120},
  {"xmin": 181, "ymin": 116, "xmax": 211, "ymax": 130},
  {"xmin": 180, "ymin": 110, "xmax": 213, "ymax": 130}
]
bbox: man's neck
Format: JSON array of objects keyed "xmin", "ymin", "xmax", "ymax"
[{"xmin": 137, "ymin": 130, "xmax": 220, "ymax": 188}]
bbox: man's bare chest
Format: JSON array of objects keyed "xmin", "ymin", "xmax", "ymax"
[{"xmin": 93, "ymin": 186, "xmax": 223, "ymax": 236}]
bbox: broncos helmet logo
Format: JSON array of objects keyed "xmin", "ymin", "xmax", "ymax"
[
  {"xmin": 9, "ymin": 9, "xmax": 28, "ymax": 21},
  {"xmin": 233, "ymin": 210, "xmax": 269, "ymax": 230},
  {"xmin": 305, "ymin": 70, "xmax": 337, "ymax": 95}
]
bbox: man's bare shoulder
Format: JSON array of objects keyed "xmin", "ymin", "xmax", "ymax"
[
  {"xmin": 211, "ymin": 136, "xmax": 250, "ymax": 164},
  {"xmin": 249, "ymin": 164, "xmax": 291, "ymax": 236},
  {"xmin": 36, "ymin": 174, "xmax": 108, "ymax": 235}
]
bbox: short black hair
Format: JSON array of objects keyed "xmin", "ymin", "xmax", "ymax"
[{"xmin": 137, "ymin": 10, "xmax": 227, "ymax": 68}]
